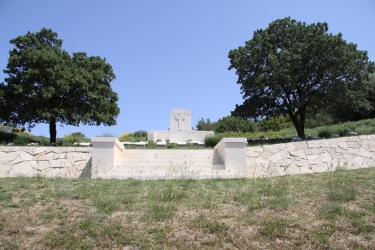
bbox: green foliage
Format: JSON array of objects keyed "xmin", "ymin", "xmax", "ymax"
[
  {"xmin": 191, "ymin": 216, "xmax": 228, "ymax": 233},
  {"xmin": 60, "ymin": 131, "xmax": 89, "ymax": 146},
  {"xmin": 0, "ymin": 28, "xmax": 120, "ymax": 143},
  {"xmin": 204, "ymin": 134, "xmax": 223, "ymax": 147},
  {"xmin": 0, "ymin": 130, "xmax": 49, "ymax": 145},
  {"xmin": 318, "ymin": 128, "xmax": 333, "ymax": 138},
  {"xmin": 215, "ymin": 116, "xmax": 257, "ymax": 133},
  {"xmin": 197, "ymin": 116, "xmax": 257, "ymax": 133},
  {"xmin": 118, "ymin": 130, "xmax": 148, "ymax": 142},
  {"xmin": 262, "ymin": 217, "xmax": 290, "ymax": 238},
  {"xmin": 132, "ymin": 130, "xmax": 148, "ymax": 138},
  {"xmin": 229, "ymin": 17, "xmax": 374, "ymax": 139},
  {"xmin": 318, "ymin": 203, "xmax": 344, "ymax": 220},
  {"xmin": 327, "ymin": 168, "xmax": 359, "ymax": 202},
  {"xmin": 148, "ymin": 202, "xmax": 175, "ymax": 221},
  {"xmin": 196, "ymin": 117, "xmax": 215, "ymax": 131},
  {"xmin": 259, "ymin": 116, "xmax": 292, "ymax": 132}
]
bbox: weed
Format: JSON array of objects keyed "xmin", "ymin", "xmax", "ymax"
[
  {"xmin": 318, "ymin": 203, "xmax": 343, "ymax": 220},
  {"xmin": 262, "ymin": 217, "xmax": 290, "ymax": 238},
  {"xmin": 310, "ymin": 224, "xmax": 335, "ymax": 244},
  {"xmin": 148, "ymin": 202, "xmax": 175, "ymax": 221},
  {"xmin": 191, "ymin": 215, "xmax": 228, "ymax": 233}
]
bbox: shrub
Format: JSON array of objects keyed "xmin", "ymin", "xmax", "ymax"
[
  {"xmin": 204, "ymin": 135, "xmax": 223, "ymax": 147},
  {"xmin": 118, "ymin": 133, "xmax": 131, "ymax": 139},
  {"xmin": 318, "ymin": 128, "xmax": 332, "ymax": 138},
  {"xmin": 215, "ymin": 116, "xmax": 257, "ymax": 133}
]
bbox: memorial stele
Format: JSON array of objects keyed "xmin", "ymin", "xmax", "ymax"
[{"xmin": 147, "ymin": 109, "xmax": 214, "ymax": 142}]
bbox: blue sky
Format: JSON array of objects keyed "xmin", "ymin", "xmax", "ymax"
[{"xmin": 1, "ymin": 1, "xmax": 374, "ymax": 138}]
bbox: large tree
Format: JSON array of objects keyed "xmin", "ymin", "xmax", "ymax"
[
  {"xmin": 1, "ymin": 28, "xmax": 120, "ymax": 143},
  {"xmin": 229, "ymin": 17, "xmax": 374, "ymax": 139}
]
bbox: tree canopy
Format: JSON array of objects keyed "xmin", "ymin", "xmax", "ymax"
[
  {"xmin": 228, "ymin": 17, "xmax": 374, "ymax": 138},
  {"xmin": 0, "ymin": 28, "xmax": 120, "ymax": 143}
]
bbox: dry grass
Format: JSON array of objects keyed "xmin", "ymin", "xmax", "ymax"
[{"xmin": 0, "ymin": 168, "xmax": 375, "ymax": 249}]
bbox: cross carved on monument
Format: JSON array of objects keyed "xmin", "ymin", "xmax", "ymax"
[{"xmin": 176, "ymin": 113, "xmax": 185, "ymax": 131}]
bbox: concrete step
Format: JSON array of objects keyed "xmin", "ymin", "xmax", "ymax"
[
  {"xmin": 116, "ymin": 149, "xmax": 224, "ymax": 166},
  {"xmin": 94, "ymin": 148, "xmax": 243, "ymax": 180}
]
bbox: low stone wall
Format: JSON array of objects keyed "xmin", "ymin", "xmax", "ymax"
[
  {"xmin": 247, "ymin": 135, "xmax": 375, "ymax": 177},
  {"xmin": 1, "ymin": 135, "xmax": 374, "ymax": 179},
  {"xmin": 0, "ymin": 147, "xmax": 92, "ymax": 178}
]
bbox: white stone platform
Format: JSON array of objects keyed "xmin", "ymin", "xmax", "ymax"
[{"xmin": 91, "ymin": 137, "xmax": 248, "ymax": 179}]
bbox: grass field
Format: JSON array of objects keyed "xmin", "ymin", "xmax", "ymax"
[{"xmin": 1, "ymin": 168, "xmax": 374, "ymax": 249}]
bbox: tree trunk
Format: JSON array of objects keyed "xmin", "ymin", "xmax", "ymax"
[
  {"xmin": 49, "ymin": 117, "xmax": 57, "ymax": 144},
  {"xmin": 288, "ymin": 111, "xmax": 305, "ymax": 139}
]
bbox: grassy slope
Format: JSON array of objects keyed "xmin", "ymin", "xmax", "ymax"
[{"xmin": 1, "ymin": 168, "xmax": 374, "ymax": 249}]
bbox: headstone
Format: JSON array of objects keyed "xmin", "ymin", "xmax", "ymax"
[
  {"xmin": 170, "ymin": 109, "xmax": 192, "ymax": 132},
  {"xmin": 170, "ymin": 109, "xmax": 192, "ymax": 142}
]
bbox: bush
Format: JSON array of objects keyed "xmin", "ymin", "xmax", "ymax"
[
  {"xmin": 215, "ymin": 116, "xmax": 257, "ymax": 133},
  {"xmin": 204, "ymin": 135, "xmax": 223, "ymax": 147},
  {"xmin": 318, "ymin": 128, "xmax": 332, "ymax": 138},
  {"xmin": 133, "ymin": 130, "xmax": 148, "ymax": 138},
  {"xmin": 259, "ymin": 116, "xmax": 292, "ymax": 132},
  {"xmin": 118, "ymin": 133, "xmax": 131, "ymax": 140}
]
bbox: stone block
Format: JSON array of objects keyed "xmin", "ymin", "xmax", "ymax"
[
  {"xmin": 246, "ymin": 146, "xmax": 263, "ymax": 158},
  {"xmin": 311, "ymin": 163, "xmax": 328, "ymax": 172},
  {"xmin": 0, "ymin": 166, "xmax": 12, "ymax": 177},
  {"xmin": 358, "ymin": 147, "xmax": 371, "ymax": 158},
  {"xmin": 347, "ymin": 141, "xmax": 361, "ymax": 149},
  {"xmin": 33, "ymin": 152, "xmax": 46, "ymax": 161},
  {"xmin": 307, "ymin": 154, "xmax": 321, "ymax": 165},
  {"xmin": 287, "ymin": 164, "xmax": 301, "ymax": 175},
  {"xmin": 364, "ymin": 158, "xmax": 375, "ymax": 167},
  {"xmin": 1, "ymin": 151, "xmax": 20, "ymax": 163},
  {"xmin": 353, "ymin": 156, "xmax": 364, "ymax": 167},
  {"xmin": 290, "ymin": 150, "xmax": 307, "ymax": 159},
  {"xmin": 308, "ymin": 148, "xmax": 323, "ymax": 155},
  {"xmin": 268, "ymin": 152, "xmax": 283, "ymax": 163},
  {"xmin": 9, "ymin": 161, "xmax": 38, "ymax": 177},
  {"xmin": 337, "ymin": 141, "xmax": 348, "ymax": 149},
  {"xmin": 343, "ymin": 153, "xmax": 354, "ymax": 160},
  {"xmin": 32, "ymin": 147, "xmax": 47, "ymax": 155},
  {"xmin": 278, "ymin": 148, "xmax": 291, "ymax": 158},
  {"xmin": 307, "ymin": 140, "xmax": 323, "ymax": 148},
  {"xmin": 276, "ymin": 166, "xmax": 288, "ymax": 176},
  {"xmin": 322, "ymin": 148, "xmax": 335, "ymax": 153},
  {"xmin": 321, "ymin": 152, "xmax": 332, "ymax": 162},
  {"xmin": 12, "ymin": 151, "xmax": 33, "ymax": 164},
  {"xmin": 34, "ymin": 161, "xmax": 50, "ymax": 171},
  {"xmin": 45, "ymin": 152, "xmax": 56, "ymax": 160},
  {"xmin": 299, "ymin": 166, "xmax": 313, "ymax": 174},
  {"xmin": 257, "ymin": 149, "xmax": 274, "ymax": 159},
  {"xmin": 294, "ymin": 141, "xmax": 308, "ymax": 150},
  {"xmin": 359, "ymin": 139, "xmax": 375, "ymax": 152},
  {"xmin": 335, "ymin": 148, "xmax": 348, "ymax": 154},
  {"xmin": 295, "ymin": 159, "xmax": 310, "ymax": 168},
  {"xmin": 50, "ymin": 158, "xmax": 74, "ymax": 168},
  {"xmin": 286, "ymin": 142, "xmax": 298, "ymax": 152}
]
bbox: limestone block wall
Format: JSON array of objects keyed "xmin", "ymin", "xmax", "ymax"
[
  {"xmin": 0, "ymin": 147, "xmax": 92, "ymax": 178},
  {"xmin": 247, "ymin": 135, "xmax": 375, "ymax": 178}
]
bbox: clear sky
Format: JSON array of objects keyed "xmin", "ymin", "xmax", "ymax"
[{"xmin": 1, "ymin": 1, "xmax": 374, "ymax": 138}]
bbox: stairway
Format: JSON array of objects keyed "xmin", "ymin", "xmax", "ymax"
[{"xmin": 95, "ymin": 149, "xmax": 242, "ymax": 179}]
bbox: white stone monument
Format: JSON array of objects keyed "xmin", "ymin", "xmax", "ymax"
[{"xmin": 148, "ymin": 109, "xmax": 214, "ymax": 142}]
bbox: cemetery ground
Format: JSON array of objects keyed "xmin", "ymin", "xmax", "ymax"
[{"xmin": 1, "ymin": 168, "xmax": 375, "ymax": 249}]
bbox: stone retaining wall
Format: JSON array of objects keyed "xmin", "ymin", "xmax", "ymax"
[
  {"xmin": 0, "ymin": 147, "xmax": 92, "ymax": 178},
  {"xmin": 247, "ymin": 135, "xmax": 375, "ymax": 177},
  {"xmin": 1, "ymin": 135, "xmax": 374, "ymax": 179}
]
